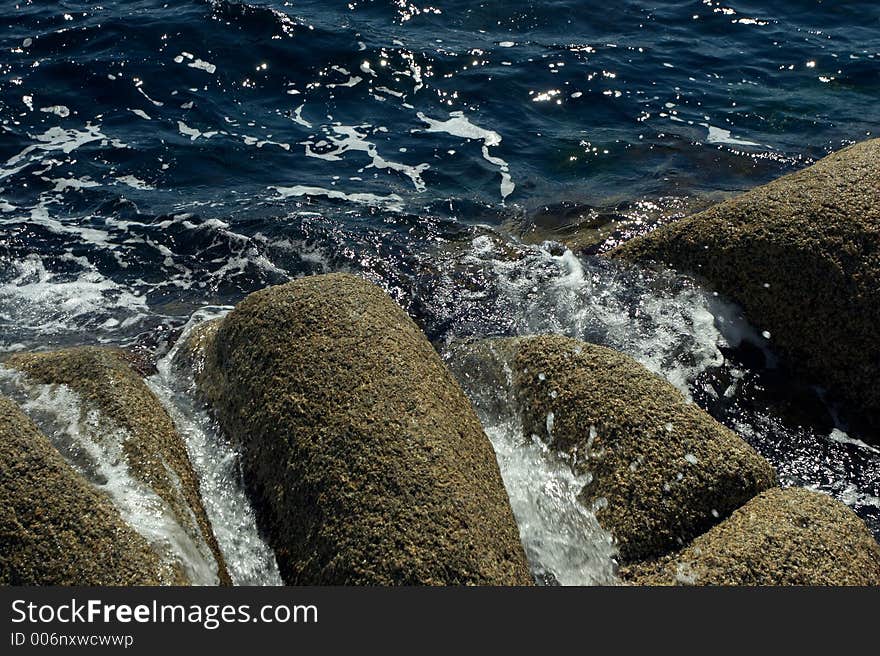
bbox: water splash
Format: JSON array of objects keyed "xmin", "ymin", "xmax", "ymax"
[
  {"xmin": 428, "ymin": 233, "xmax": 879, "ymax": 542},
  {"xmin": 426, "ymin": 233, "xmax": 752, "ymax": 398},
  {"xmin": 0, "ymin": 367, "xmax": 220, "ymax": 584},
  {"xmin": 447, "ymin": 342, "xmax": 618, "ymax": 585},
  {"xmin": 149, "ymin": 308, "xmax": 283, "ymax": 586}
]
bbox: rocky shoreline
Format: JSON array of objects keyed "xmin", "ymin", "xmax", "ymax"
[{"xmin": 2, "ymin": 139, "xmax": 879, "ymax": 586}]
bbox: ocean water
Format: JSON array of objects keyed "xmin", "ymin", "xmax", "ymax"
[{"xmin": 2, "ymin": 1, "xmax": 879, "ymax": 582}]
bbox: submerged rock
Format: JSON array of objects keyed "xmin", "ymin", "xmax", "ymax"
[
  {"xmin": 508, "ymin": 196, "xmax": 721, "ymax": 255},
  {"xmin": 194, "ymin": 272, "xmax": 532, "ymax": 585},
  {"xmin": 0, "ymin": 395, "xmax": 179, "ymax": 585},
  {"xmin": 611, "ymin": 139, "xmax": 880, "ymax": 426},
  {"xmin": 622, "ymin": 487, "xmax": 880, "ymax": 586},
  {"xmin": 449, "ymin": 335, "xmax": 775, "ymax": 563},
  {"xmin": 4, "ymin": 347, "xmax": 230, "ymax": 585}
]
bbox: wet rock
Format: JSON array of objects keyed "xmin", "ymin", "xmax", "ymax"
[
  {"xmin": 611, "ymin": 139, "xmax": 880, "ymax": 427},
  {"xmin": 622, "ymin": 487, "xmax": 880, "ymax": 586},
  {"xmin": 450, "ymin": 335, "xmax": 776, "ymax": 563},
  {"xmin": 509, "ymin": 196, "xmax": 720, "ymax": 255},
  {"xmin": 4, "ymin": 347, "xmax": 230, "ymax": 585},
  {"xmin": 0, "ymin": 395, "xmax": 180, "ymax": 585},
  {"xmin": 193, "ymin": 272, "xmax": 532, "ymax": 585},
  {"xmin": 172, "ymin": 318, "xmax": 222, "ymax": 375}
]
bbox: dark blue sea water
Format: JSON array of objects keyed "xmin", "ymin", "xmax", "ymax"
[{"xmin": 2, "ymin": 1, "xmax": 879, "ymax": 551}]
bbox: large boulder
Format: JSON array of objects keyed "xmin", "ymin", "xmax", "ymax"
[
  {"xmin": 623, "ymin": 487, "xmax": 880, "ymax": 586},
  {"xmin": 449, "ymin": 335, "xmax": 775, "ymax": 563},
  {"xmin": 0, "ymin": 395, "xmax": 180, "ymax": 585},
  {"xmin": 4, "ymin": 347, "xmax": 230, "ymax": 585},
  {"xmin": 611, "ymin": 139, "xmax": 880, "ymax": 425},
  {"xmin": 194, "ymin": 272, "xmax": 532, "ymax": 585}
]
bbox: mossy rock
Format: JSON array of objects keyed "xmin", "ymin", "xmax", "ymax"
[
  {"xmin": 0, "ymin": 395, "xmax": 182, "ymax": 585},
  {"xmin": 195, "ymin": 272, "xmax": 532, "ymax": 585},
  {"xmin": 450, "ymin": 335, "xmax": 776, "ymax": 563},
  {"xmin": 611, "ymin": 139, "xmax": 880, "ymax": 426},
  {"xmin": 4, "ymin": 347, "xmax": 230, "ymax": 585},
  {"xmin": 622, "ymin": 487, "xmax": 880, "ymax": 585}
]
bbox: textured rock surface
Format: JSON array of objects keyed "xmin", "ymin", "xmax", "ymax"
[
  {"xmin": 456, "ymin": 335, "xmax": 775, "ymax": 563},
  {"xmin": 197, "ymin": 272, "xmax": 532, "ymax": 585},
  {"xmin": 4, "ymin": 347, "xmax": 230, "ymax": 585},
  {"xmin": 612, "ymin": 139, "xmax": 880, "ymax": 425},
  {"xmin": 0, "ymin": 395, "xmax": 179, "ymax": 585},
  {"xmin": 623, "ymin": 487, "xmax": 880, "ymax": 586}
]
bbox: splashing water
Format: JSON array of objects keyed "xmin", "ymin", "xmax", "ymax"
[
  {"xmin": 446, "ymin": 340, "xmax": 618, "ymax": 585},
  {"xmin": 437, "ymin": 233, "xmax": 880, "ymax": 578},
  {"xmin": 0, "ymin": 368, "xmax": 220, "ymax": 585},
  {"xmin": 149, "ymin": 309, "xmax": 283, "ymax": 586},
  {"xmin": 425, "ymin": 233, "xmax": 754, "ymax": 397}
]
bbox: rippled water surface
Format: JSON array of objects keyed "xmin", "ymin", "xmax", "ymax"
[
  {"xmin": 3, "ymin": 0, "xmax": 879, "ymax": 333},
  {"xmin": 2, "ymin": 1, "xmax": 879, "ymax": 579}
]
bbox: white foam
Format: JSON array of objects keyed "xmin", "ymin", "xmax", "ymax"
[
  {"xmin": 327, "ymin": 75, "xmax": 362, "ymax": 89},
  {"xmin": 174, "ymin": 51, "xmax": 217, "ymax": 74},
  {"xmin": 39, "ymin": 105, "xmax": 70, "ymax": 118},
  {"xmin": 136, "ymin": 86, "xmax": 164, "ymax": 107},
  {"xmin": 47, "ymin": 176, "xmax": 101, "ymax": 192},
  {"xmin": 303, "ymin": 124, "xmax": 430, "ymax": 192},
  {"xmin": 270, "ymin": 184, "xmax": 404, "ymax": 211},
  {"xmin": 241, "ymin": 135, "xmax": 290, "ymax": 151},
  {"xmin": 178, "ymin": 120, "xmax": 217, "ymax": 141},
  {"xmin": 0, "ymin": 255, "xmax": 148, "ymax": 341},
  {"xmin": 292, "ymin": 104, "xmax": 312, "ymax": 128},
  {"xmin": 449, "ymin": 348, "xmax": 618, "ymax": 585},
  {"xmin": 829, "ymin": 428, "xmax": 880, "ymax": 454},
  {"xmin": 417, "ymin": 111, "xmax": 515, "ymax": 199},
  {"xmin": 189, "ymin": 59, "xmax": 216, "ymax": 74},
  {"xmin": 438, "ymin": 237, "xmax": 747, "ymax": 399},
  {"xmin": 116, "ymin": 175, "xmax": 155, "ymax": 190},
  {"xmin": 2, "ymin": 124, "xmax": 124, "ymax": 180},
  {"xmin": 703, "ymin": 124, "xmax": 761, "ymax": 147}
]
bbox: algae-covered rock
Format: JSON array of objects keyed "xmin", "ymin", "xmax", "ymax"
[
  {"xmin": 451, "ymin": 335, "xmax": 776, "ymax": 563},
  {"xmin": 196, "ymin": 272, "xmax": 532, "ymax": 585},
  {"xmin": 0, "ymin": 395, "xmax": 180, "ymax": 585},
  {"xmin": 4, "ymin": 347, "xmax": 230, "ymax": 585},
  {"xmin": 623, "ymin": 487, "xmax": 880, "ymax": 586},
  {"xmin": 611, "ymin": 139, "xmax": 880, "ymax": 424}
]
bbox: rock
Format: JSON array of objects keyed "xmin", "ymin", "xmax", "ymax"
[
  {"xmin": 450, "ymin": 335, "xmax": 776, "ymax": 563},
  {"xmin": 513, "ymin": 200, "xmax": 622, "ymax": 253},
  {"xmin": 172, "ymin": 318, "xmax": 222, "ymax": 375},
  {"xmin": 4, "ymin": 347, "xmax": 230, "ymax": 585},
  {"xmin": 195, "ymin": 272, "xmax": 532, "ymax": 585},
  {"xmin": 0, "ymin": 395, "xmax": 180, "ymax": 585},
  {"xmin": 622, "ymin": 487, "xmax": 880, "ymax": 585},
  {"xmin": 611, "ymin": 139, "xmax": 880, "ymax": 425},
  {"xmin": 507, "ymin": 196, "xmax": 721, "ymax": 255}
]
